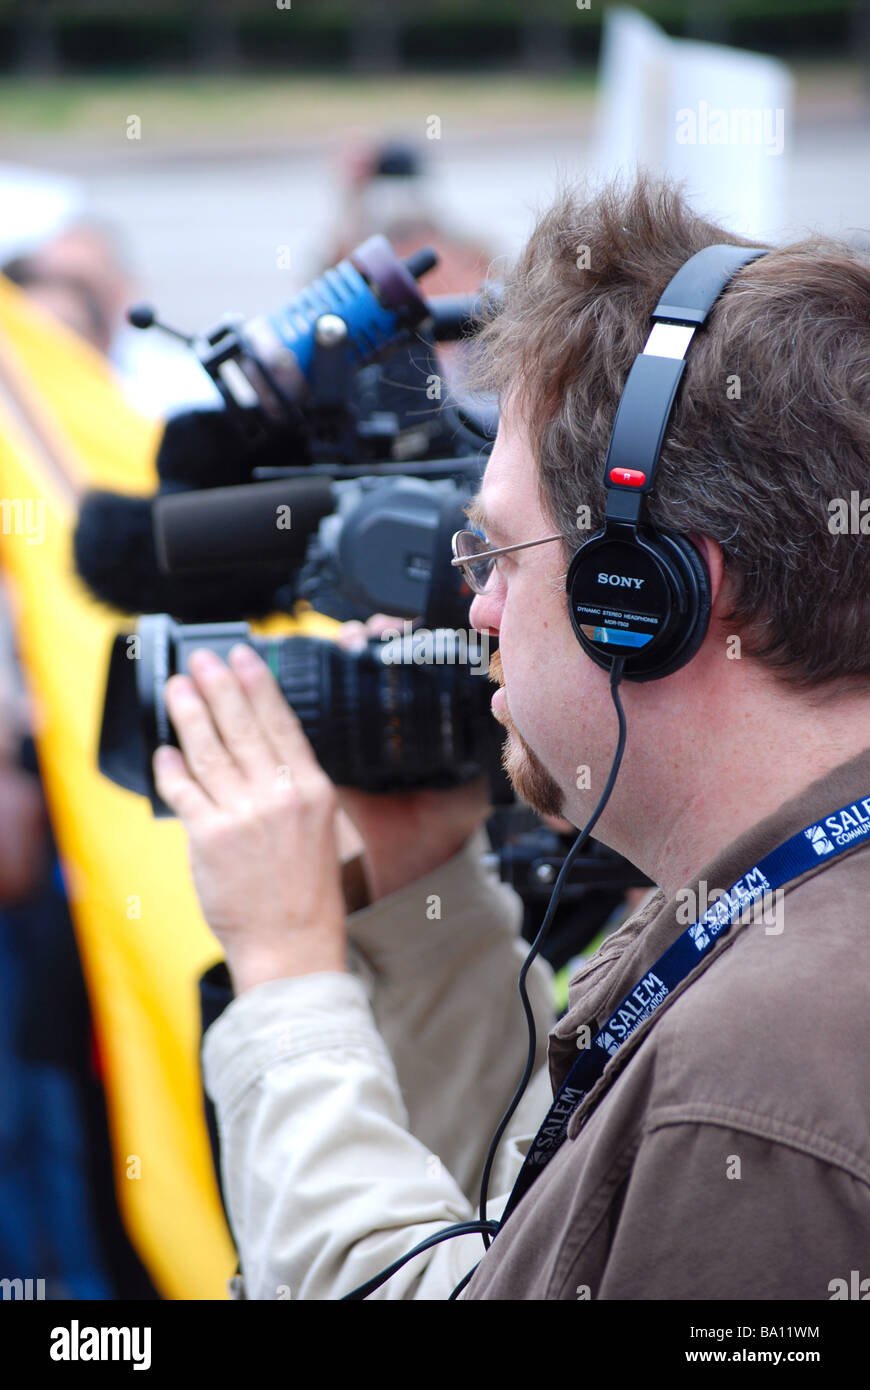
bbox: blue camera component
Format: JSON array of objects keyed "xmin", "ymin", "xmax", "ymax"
[{"xmin": 268, "ymin": 258, "xmax": 401, "ymax": 377}]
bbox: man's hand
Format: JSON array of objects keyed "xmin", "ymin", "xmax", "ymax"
[
  {"xmin": 153, "ymin": 644, "xmax": 347, "ymax": 996},
  {"xmin": 335, "ymin": 779, "xmax": 492, "ymax": 906}
]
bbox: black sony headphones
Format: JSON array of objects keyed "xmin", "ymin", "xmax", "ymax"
[{"xmin": 566, "ymin": 243, "xmax": 768, "ymax": 683}]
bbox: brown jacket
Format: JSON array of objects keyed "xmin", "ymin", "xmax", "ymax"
[{"xmin": 464, "ymin": 747, "xmax": 870, "ymax": 1299}]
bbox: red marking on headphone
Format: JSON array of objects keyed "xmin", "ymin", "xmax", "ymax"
[{"xmin": 609, "ymin": 468, "xmax": 646, "ymax": 487}]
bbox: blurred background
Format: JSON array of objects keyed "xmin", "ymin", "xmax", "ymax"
[
  {"xmin": 0, "ymin": 0, "xmax": 868, "ymax": 1303},
  {"xmin": 2, "ymin": 1, "xmax": 869, "ymax": 368}
]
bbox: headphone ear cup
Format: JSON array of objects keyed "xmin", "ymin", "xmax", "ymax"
[
  {"xmin": 652, "ymin": 531, "xmax": 711, "ymax": 678},
  {"xmin": 565, "ymin": 528, "xmax": 711, "ymax": 682}
]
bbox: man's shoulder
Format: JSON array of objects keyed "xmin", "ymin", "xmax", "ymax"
[
  {"xmin": 665, "ymin": 838, "xmax": 870, "ymax": 1036},
  {"xmin": 650, "ymin": 844, "xmax": 870, "ymax": 1169}
]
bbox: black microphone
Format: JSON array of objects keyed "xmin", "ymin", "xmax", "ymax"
[
  {"xmin": 153, "ymin": 478, "xmax": 335, "ymax": 574},
  {"xmin": 72, "ymin": 405, "xmax": 313, "ymax": 620},
  {"xmin": 72, "ymin": 489, "xmax": 295, "ymax": 621}
]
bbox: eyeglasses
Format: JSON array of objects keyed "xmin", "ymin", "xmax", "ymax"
[{"xmin": 450, "ymin": 528, "xmax": 564, "ymax": 596}]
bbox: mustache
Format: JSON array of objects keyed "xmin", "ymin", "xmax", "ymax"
[{"xmin": 488, "ymin": 647, "xmax": 503, "ymax": 686}]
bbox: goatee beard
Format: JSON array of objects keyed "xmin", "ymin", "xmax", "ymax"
[{"xmin": 488, "ymin": 647, "xmax": 565, "ymax": 818}]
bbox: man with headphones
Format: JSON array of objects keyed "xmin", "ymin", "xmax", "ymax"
[{"xmin": 156, "ymin": 174, "xmax": 870, "ymax": 1299}]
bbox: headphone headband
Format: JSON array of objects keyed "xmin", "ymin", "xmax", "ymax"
[
  {"xmin": 604, "ymin": 244, "xmax": 769, "ymax": 525},
  {"xmin": 567, "ymin": 242, "xmax": 769, "ymax": 681}
]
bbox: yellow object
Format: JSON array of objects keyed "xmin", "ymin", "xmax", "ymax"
[{"xmin": 0, "ymin": 277, "xmax": 340, "ymax": 1298}]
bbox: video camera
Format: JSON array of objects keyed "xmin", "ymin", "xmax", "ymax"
[
  {"xmin": 75, "ymin": 233, "xmax": 650, "ymax": 961},
  {"xmin": 79, "ymin": 234, "xmax": 505, "ymax": 815}
]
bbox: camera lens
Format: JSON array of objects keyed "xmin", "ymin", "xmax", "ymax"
[{"xmin": 99, "ymin": 617, "xmax": 501, "ymax": 815}]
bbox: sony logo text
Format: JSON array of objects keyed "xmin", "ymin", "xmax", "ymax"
[{"xmin": 597, "ymin": 573, "xmax": 645, "ymax": 589}]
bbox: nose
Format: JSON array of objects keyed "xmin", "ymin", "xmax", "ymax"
[{"xmin": 469, "ymin": 588, "xmax": 501, "ymax": 636}]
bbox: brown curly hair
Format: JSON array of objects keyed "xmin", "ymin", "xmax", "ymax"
[{"xmin": 461, "ymin": 172, "xmax": 870, "ymax": 695}]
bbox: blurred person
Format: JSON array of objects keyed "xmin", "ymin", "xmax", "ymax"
[
  {"xmin": 3, "ymin": 217, "xmax": 220, "ymax": 416},
  {"xmin": 325, "ymin": 137, "xmax": 437, "ymax": 266},
  {"xmin": 24, "ymin": 219, "xmax": 134, "ymax": 352},
  {"xmin": 2, "ymin": 255, "xmax": 111, "ymax": 355},
  {"xmin": 325, "ymin": 138, "xmax": 496, "ymax": 384},
  {"xmin": 154, "ymin": 172, "xmax": 870, "ymax": 1301}
]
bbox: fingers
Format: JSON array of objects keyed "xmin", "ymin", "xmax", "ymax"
[
  {"xmin": 336, "ymin": 614, "xmax": 406, "ymax": 652},
  {"xmin": 365, "ymin": 613, "xmax": 407, "ymax": 639},
  {"xmin": 152, "ymin": 744, "xmax": 216, "ymax": 822},
  {"xmin": 226, "ymin": 644, "xmax": 329, "ymax": 792},
  {"xmin": 336, "ymin": 620, "xmax": 368, "ymax": 652},
  {"xmin": 163, "ymin": 670, "xmax": 246, "ymax": 807},
  {"xmin": 184, "ymin": 648, "xmax": 275, "ymax": 782},
  {"xmin": 160, "ymin": 640, "xmax": 331, "ymax": 811}
]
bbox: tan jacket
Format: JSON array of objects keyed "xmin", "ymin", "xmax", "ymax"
[
  {"xmin": 202, "ymin": 748, "xmax": 870, "ymax": 1299},
  {"xmin": 202, "ymin": 826, "xmax": 556, "ymax": 1299}
]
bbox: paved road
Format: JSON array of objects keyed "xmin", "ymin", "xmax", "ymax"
[
  {"xmin": 54, "ymin": 111, "xmax": 870, "ymax": 334},
  {"xmin": 4, "ymin": 91, "xmax": 869, "ymax": 393}
]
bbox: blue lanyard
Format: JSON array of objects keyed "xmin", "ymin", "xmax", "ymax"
[{"xmin": 498, "ymin": 794, "xmax": 870, "ymax": 1227}]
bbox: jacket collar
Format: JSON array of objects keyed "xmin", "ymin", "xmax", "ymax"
[{"xmin": 548, "ymin": 744, "xmax": 870, "ymax": 1103}]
